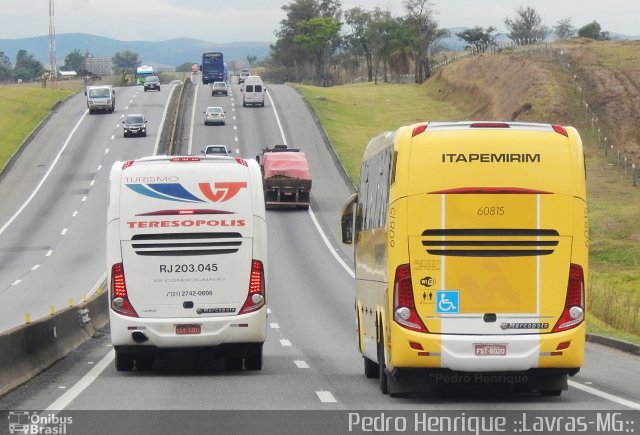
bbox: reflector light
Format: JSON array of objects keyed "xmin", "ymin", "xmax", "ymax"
[
  {"xmin": 556, "ymin": 341, "xmax": 571, "ymax": 351},
  {"xmin": 429, "ymin": 187, "xmax": 552, "ymax": 195},
  {"xmin": 122, "ymin": 160, "xmax": 135, "ymax": 170},
  {"xmin": 235, "ymin": 158, "xmax": 248, "ymax": 166},
  {"xmin": 110, "ymin": 263, "xmax": 138, "ymax": 317},
  {"xmin": 170, "ymin": 157, "xmax": 200, "ymax": 162},
  {"xmin": 239, "ymin": 260, "xmax": 265, "ymax": 314},
  {"xmin": 552, "ymin": 264, "xmax": 584, "ymax": 332},
  {"xmin": 412, "ymin": 124, "xmax": 428, "ymax": 137},
  {"xmin": 409, "ymin": 341, "xmax": 424, "ymax": 351},
  {"xmin": 393, "ymin": 264, "xmax": 428, "ymax": 332},
  {"xmin": 552, "ymin": 125, "xmax": 568, "ymax": 137}
]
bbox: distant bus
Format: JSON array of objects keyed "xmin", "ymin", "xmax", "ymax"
[
  {"xmin": 341, "ymin": 121, "xmax": 588, "ymax": 397},
  {"xmin": 201, "ymin": 52, "xmax": 225, "ymax": 84},
  {"xmin": 135, "ymin": 65, "xmax": 154, "ymax": 85}
]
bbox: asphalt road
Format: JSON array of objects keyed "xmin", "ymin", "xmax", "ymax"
[{"xmin": 0, "ymin": 77, "xmax": 638, "ymax": 434}]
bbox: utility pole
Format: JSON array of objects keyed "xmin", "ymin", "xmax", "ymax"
[{"xmin": 48, "ymin": 0, "xmax": 57, "ymax": 87}]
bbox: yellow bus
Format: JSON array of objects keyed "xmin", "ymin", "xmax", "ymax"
[{"xmin": 341, "ymin": 122, "xmax": 588, "ymax": 396}]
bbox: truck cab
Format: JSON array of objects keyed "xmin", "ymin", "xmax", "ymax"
[{"xmin": 85, "ymin": 85, "xmax": 115, "ymax": 114}]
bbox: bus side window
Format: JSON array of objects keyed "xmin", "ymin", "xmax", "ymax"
[{"xmin": 341, "ymin": 193, "xmax": 358, "ymax": 244}]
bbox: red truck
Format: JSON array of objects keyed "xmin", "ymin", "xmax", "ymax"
[{"xmin": 257, "ymin": 145, "xmax": 312, "ymax": 209}]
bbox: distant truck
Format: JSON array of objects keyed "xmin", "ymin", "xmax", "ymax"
[
  {"xmin": 85, "ymin": 85, "xmax": 115, "ymax": 114},
  {"xmin": 256, "ymin": 145, "xmax": 311, "ymax": 209}
]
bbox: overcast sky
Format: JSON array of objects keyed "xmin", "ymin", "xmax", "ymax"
[{"xmin": 1, "ymin": 0, "xmax": 638, "ymax": 42}]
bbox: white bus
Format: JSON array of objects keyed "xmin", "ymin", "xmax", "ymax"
[{"xmin": 107, "ymin": 155, "xmax": 267, "ymax": 371}]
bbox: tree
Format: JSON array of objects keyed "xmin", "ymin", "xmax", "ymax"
[
  {"xmin": 456, "ymin": 26, "xmax": 497, "ymax": 52},
  {"xmin": 578, "ymin": 21, "xmax": 610, "ymax": 40},
  {"xmin": 63, "ymin": 49, "xmax": 86, "ymax": 72},
  {"xmin": 112, "ymin": 50, "xmax": 140, "ymax": 84},
  {"xmin": 553, "ymin": 18, "xmax": 576, "ymax": 39},
  {"xmin": 345, "ymin": 7, "xmax": 374, "ymax": 82},
  {"xmin": 271, "ymin": 0, "xmax": 342, "ymax": 81},
  {"xmin": 403, "ymin": 0, "xmax": 441, "ymax": 83},
  {"xmin": 14, "ymin": 49, "xmax": 44, "ymax": 80},
  {"xmin": 293, "ymin": 16, "xmax": 341, "ymax": 84},
  {"xmin": 246, "ymin": 55, "xmax": 257, "ymax": 67},
  {"xmin": 0, "ymin": 51, "xmax": 10, "ymax": 67},
  {"xmin": 504, "ymin": 6, "xmax": 549, "ymax": 43}
]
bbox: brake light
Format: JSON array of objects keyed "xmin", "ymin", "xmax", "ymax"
[
  {"xmin": 470, "ymin": 122, "xmax": 510, "ymax": 128},
  {"xmin": 412, "ymin": 124, "xmax": 428, "ymax": 137},
  {"xmin": 122, "ymin": 160, "xmax": 135, "ymax": 170},
  {"xmin": 552, "ymin": 264, "xmax": 585, "ymax": 332},
  {"xmin": 429, "ymin": 187, "xmax": 552, "ymax": 194},
  {"xmin": 552, "ymin": 124, "xmax": 568, "ymax": 136},
  {"xmin": 170, "ymin": 157, "xmax": 200, "ymax": 162},
  {"xmin": 393, "ymin": 264, "xmax": 428, "ymax": 332},
  {"xmin": 239, "ymin": 260, "xmax": 265, "ymax": 314},
  {"xmin": 110, "ymin": 263, "xmax": 138, "ymax": 317}
]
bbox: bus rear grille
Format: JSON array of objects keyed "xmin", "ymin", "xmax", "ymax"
[
  {"xmin": 421, "ymin": 228, "xmax": 559, "ymax": 257},
  {"xmin": 131, "ymin": 232, "xmax": 242, "ymax": 256}
]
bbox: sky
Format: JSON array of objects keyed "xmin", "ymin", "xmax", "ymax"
[{"xmin": 1, "ymin": 0, "xmax": 638, "ymax": 43}]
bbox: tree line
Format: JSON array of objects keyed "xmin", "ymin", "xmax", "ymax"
[{"xmin": 265, "ymin": 0, "xmax": 612, "ymax": 85}]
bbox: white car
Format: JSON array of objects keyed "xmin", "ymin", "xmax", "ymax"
[
  {"xmin": 202, "ymin": 144, "xmax": 230, "ymax": 156},
  {"xmin": 203, "ymin": 106, "xmax": 226, "ymax": 125}
]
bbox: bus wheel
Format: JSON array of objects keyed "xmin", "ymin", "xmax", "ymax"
[
  {"xmin": 377, "ymin": 332, "xmax": 389, "ymax": 394},
  {"xmin": 245, "ymin": 344, "xmax": 263, "ymax": 371},
  {"xmin": 364, "ymin": 357, "xmax": 379, "ymax": 379},
  {"xmin": 115, "ymin": 351, "xmax": 134, "ymax": 372}
]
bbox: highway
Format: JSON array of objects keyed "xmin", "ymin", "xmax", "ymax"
[{"xmin": 0, "ymin": 77, "xmax": 639, "ymax": 433}]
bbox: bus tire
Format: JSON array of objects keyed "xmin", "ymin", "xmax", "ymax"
[
  {"xmin": 245, "ymin": 344, "xmax": 263, "ymax": 371},
  {"xmin": 115, "ymin": 351, "xmax": 133, "ymax": 372},
  {"xmin": 377, "ymin": 330, "xmax": 389, "ymax": 394},
  {"xmin": 364, "ymin": 357, "xmax": 379, "ymax": 379}
]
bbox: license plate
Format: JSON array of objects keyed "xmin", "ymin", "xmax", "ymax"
[
  {"xmin": 474, "ymin": 343, "xmax": 507, "ymax": 356},
  {"xmin": 175, "ymin": 324, "xmax": 201, "ymax": 335}
]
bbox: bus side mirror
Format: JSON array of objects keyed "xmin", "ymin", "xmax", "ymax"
[{"xmin": 341, "ymin": 193, "xmax": 358, "ymax": 245}]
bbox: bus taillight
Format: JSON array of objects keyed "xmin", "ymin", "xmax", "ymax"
[
  {"xmin": 239, "ymin": 260, "xmax": 265, "ymax": 314},
  {"xmin": 111, "ymin": 263, "xmax": 138, "ymax": 317},
  {"xmin": 552, "ymin": 264, "xmax": 584, "ymax": 332},
  {"xmin": 393, "ymin": 264, "xmax": 428, "ymax": 333}
]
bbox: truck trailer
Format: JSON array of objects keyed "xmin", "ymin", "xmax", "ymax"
[{"xmin": 257, "ymin": 145, "xmax": 312, "ymax": 209}]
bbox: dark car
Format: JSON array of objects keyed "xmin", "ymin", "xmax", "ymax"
[
  {"xmin": 123, "ymin": 114, "xmax": 147, "ymax": 137},
  {"xmin": 143, "ymin": 76, "xmax": 160, "ymax": 92}
]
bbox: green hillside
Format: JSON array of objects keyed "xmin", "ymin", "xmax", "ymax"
[{"xmin": 298, "ymin": 39, "xmax": 640, "ymax": 344}]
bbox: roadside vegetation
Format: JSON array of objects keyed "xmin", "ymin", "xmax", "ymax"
[
  {"xmin": 297, "ymin": 39, "xmax": 640, "ymax": 345},
  {"xmin": 0, "ymin": 84, "xmax": 77, "ymax": 172}
]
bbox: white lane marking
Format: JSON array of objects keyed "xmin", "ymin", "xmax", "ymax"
[
  {"xmin": 90, "ymin": 180, "xmax": 96, "ymax": 187},
  {"xmin": 267, "ymin": 308, "xmax": 272, "ymax": 314},
  {"xmin": 569, "ymin": 381, "xmax": 640, "ymax": 410},
  {"xmin": 72, "ymin": 211, "xmax": 78, "ymax": 217},
  {"xmin": 45, "ymin": 250, "xmax": 53, "ymax": 257},
  {"xmin": 60, "ymin": 228, "xmax": 68, "ymax": 236},
  {"xmin": 104, "ymin": 148, "xmax": 109, "ymax": 155},
  {"xmin": 268, "ymin": 90, "xmax": 354, "ymax": 279},
  {"xmin": 269, "ymin": 323, "xmax": 280, "ymax": 329},
  {"xmin": 234, "ymin": 137, "xmax": 239, "ymax": 142},
  {"xmin": 0, "ymin": 110, "xmax": 88, "ymax": 236},
  {"xmin": 110, "ymin": 135, "xmax": 115, "ymax": 140},
  {"xmin": 187, "ymin": 84, "xmax": 199, "ymax": 155},
  {"xmin": 294, "ymin": 360, "xmax": 309, "ymax": 369},
  {"xmin": 81, "ymin": 196, "xmax": 87, "ymax": 202},
  {"xmin": 97, "ymin": 165, "xmax": 102, "ymax": 171},
  {"xmin": 11, "ymin": 280, "xmax": 21, "ymax": 286},
  {"xmin": 316, "ymin": 391, "xmax": 337, "ymax": 403},
  {"xmin": 280, "ymin": 339, "xmax": 292, "ymax": 347},
  {"xmin": 233, "ymin": 125, "xmax": 237, "ymax": 130},
  {"xmin": 153, "ymin": 84, "xmax": 177, "ymax": 156},
  {"xmin": 31, "ymin": 264, "xmax": 40, "ymax": 271},
  {"xmin": 46, "ymin": 350, "xmax": 114, "ymax": 411}
]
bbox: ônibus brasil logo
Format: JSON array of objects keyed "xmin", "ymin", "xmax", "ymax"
[{"xmin": 126, "ymin": 182, "xmax": 247, "ymax": 203}]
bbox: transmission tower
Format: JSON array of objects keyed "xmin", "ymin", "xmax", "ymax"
[{"xmin": 48, "ymin": 0, "xmax": 57, "ymax": 84}]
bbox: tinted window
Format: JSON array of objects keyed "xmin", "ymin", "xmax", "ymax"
[
  {"xmin": 254, "ymin": 85, "xmax": 262, "ymax": 92},
  {"xmin": 246, "ymin": 85, "xmax": 253, "ymax": 92}
]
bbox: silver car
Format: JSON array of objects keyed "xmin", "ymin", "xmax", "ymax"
[{"xmin": 203, "ymin": 106, "xmax": 226, "ymax": 125}]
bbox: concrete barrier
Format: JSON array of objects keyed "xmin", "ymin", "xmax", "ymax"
[{"xmin": 0, "ymin": 290, "xmax": 108, "ymax": 397}]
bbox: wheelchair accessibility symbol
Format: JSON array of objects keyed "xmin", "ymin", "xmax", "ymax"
[{"xmin": 436, "ymin": 291, "xmax": 459, "ymax": 314}]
